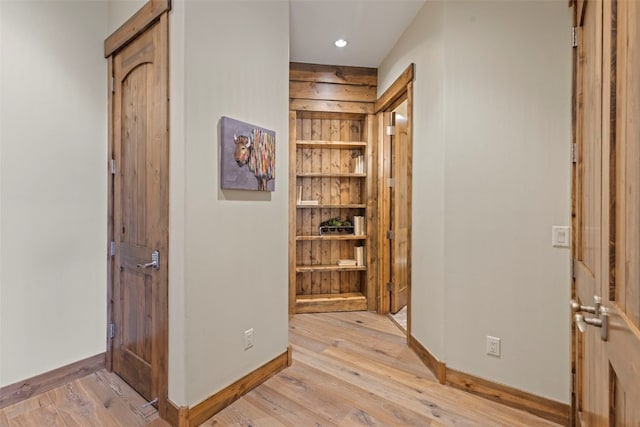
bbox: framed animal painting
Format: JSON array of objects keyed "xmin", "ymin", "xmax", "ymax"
[{"xmin": 220, "ymin": 116, "xmax": 276, "ymax": 192}]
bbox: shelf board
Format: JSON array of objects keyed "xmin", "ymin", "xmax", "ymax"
[
  {"xmin": 295, "ymin": 292, "xmax": 367, "ymax": 313},
  {"xmin": 297, "ymin": 172, "xmax": 366, "ymax": 178},
  {"xmin": 296, "ymin": 264, "xmax": 366, "ymax": 272},
  {"xmin": 296, "ymin": 204, "xmax": 366, "ymax": 209},
  {"xmin": 296, "ymin": 235, "xmax": 366, "ymax": 241},
  {"xmin": 296, "ymin": 140, "xmax": 366, "ymax": 149}
]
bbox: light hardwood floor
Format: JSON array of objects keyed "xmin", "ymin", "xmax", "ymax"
[{"xmin": 1, "ymin": 312, "xmax": 562, "ymax": 426}]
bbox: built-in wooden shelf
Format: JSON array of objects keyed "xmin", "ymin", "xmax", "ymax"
[
  {"xmin": 296, "ymin": 172, "xmax": 366, "ymax": 178},
  {"xmin": 296, "ymin": 235, "xmax": 366, "ymax": 241},
  {"xmin": 295, "ymin": 292, "xmax": 367, "ymax": 313},
  {"xmin": 295, "ymin": 264, "xmax": 366, "ymax": 273},
  {"xmin": 296, "ymin": 204, "xmax": 366, "ymax": 209},
  {"xmin": 296, "ymin": 140, "xmax": 366, "ymax": 149}
]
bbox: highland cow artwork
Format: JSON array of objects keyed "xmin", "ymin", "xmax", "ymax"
[{"xmin": 220, "ymin": 117, "xmax": 275, "ymax": 192}]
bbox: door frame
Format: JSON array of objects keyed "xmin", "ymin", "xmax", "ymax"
[
  {"xmin": 375, "ymin": 64, "xmax": 414, "ymax": 333},
  {"xmin": 104, "ymin": 0, "xmax": 171, "ymax": 417}
]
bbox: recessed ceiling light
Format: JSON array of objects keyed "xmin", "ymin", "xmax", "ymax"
[{"xmin": 334, "ymin": 39, "xmax": 347, "ymax": 48}]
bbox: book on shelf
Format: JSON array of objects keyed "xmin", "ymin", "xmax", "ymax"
[
  {"xmin": 353, "ymin": 155, "xmax": 365, "ymax": 174},
  {"xmin": 296, "ymin": 185, "xmax": 302, "ymax": 204},
  {"xmin": 337, "ymin": 259, "xmax": 357, "ymax": 266},
  {"xmin": 353, "ymin": 216, "xmax": 365, "ymax": 235},
  {"xmin": 299, "ymin": 200, "xmax": 318, "ymax": 206},
  {"xmin": 354, "ymin": 246, "xmax": 365, "ymax": 266}
]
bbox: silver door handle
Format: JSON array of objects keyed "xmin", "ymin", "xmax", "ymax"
[
  {"xmin": 574, "ymin": 309, "xmax": 608, "ymax": 342},
  {"xmin": 137, "ymin": 250, "xmax": 159, "ymax": 270},
  {"xmin": 570, "ymin": 295, "xmax": 601, "ymax": 315}
]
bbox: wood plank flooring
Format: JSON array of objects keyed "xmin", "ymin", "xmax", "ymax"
[
  {"xmin": 206, "ymin": 312, "xmax": 562, "ymax": 426},
  {"xmin": 0, "ymin": 370, "xmax": 160, "ymax": 426},
  {"xmin": 0, "ymin": 312, "xmax": 563, "ymax": 426}
]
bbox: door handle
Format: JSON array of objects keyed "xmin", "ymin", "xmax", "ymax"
[
  {"xmin": 570, "ymin": 295, "xmax": 601, "ymax": 315},
  {"xmin": 574, "ymin": 310, "xmax": 608, "ymax": 341},
  {"xmin": 137, "ymin": 250, "xmax": 159, "ymax": 270}
]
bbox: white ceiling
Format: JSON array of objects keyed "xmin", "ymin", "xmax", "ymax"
[{"xmin": 290, "ymin": 0, "xmax": 426, "ymax": 68}]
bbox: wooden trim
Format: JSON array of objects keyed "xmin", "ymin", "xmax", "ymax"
[
  {"xmin": 375, "ymin": 64, "xmax": 415, "ymax": 113},
  {"xmin": 377, "ymin": 111, "xmax": 391, "ymax": 315},
  {"xmin": 446, "ymin": 369, "xmax": 570, "ymax": 426},
  {"xmin": 288, "ymin": 111, "xmax": 297, "ymax": 315},
  {"xmin": 165, "ymin": 400, "xmax": 190, "ymax": 427},
  {"xmin": 407, "ymin": 335, "xmax": 570, "ymax": 426},
  {"xmin": 295, "ymin": 293, "xmax": 368, "ymax": 313},
  {"xmin": 0, "ymin": 353, "xmax": 105, "ymax": 409},
  {"xmin": 405, "ymin": 81, "xmax": 414, "ymax": 337},
  {"xmin": 290, "ymin": 81, "xmax": 377, "ymax": 103},
  {"xmin": 104, "ymin": 0, "xmax": 170, "ymax": 57},
  {"xmin": 408, "ymin": 335, "xmax": 446, "ymax": 384},
  {"xmin": 106, "ymin": 55, "xmax": 115, "ymax": 373},
  {"xmin": 287, "ymin": 344, "xmax": 293, "ymax": 367},
  {"xmin": 290, "ymin": 62, "xmax": 377, "ymax": 86},
  {"xmin": 187, "ymin": 348, "xmax": 290, "ymax": 426},
  {"xmin": 289, "ymin": 99, "xmax": 374, "ymax": 115}
]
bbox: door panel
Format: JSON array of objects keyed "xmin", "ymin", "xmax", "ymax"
[
  {"xmin": 574, "ymin": 0, "xmax": 640, "ymax": 425},
  {"xmin": 390, "ymin": 102, "xmax": 410, "ymax": 314},
  {"xmin": 610, "ymin": 0, "xmax": 640, "ymax": 424},
  {"xmin": 575, "ymin": 0, "xmax": 605, "ymax": 424},
  {"xmin": 111, "ymin": 14, "xmax": 168, "ymax": 411}
]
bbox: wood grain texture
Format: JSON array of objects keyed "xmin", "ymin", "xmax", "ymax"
[
  {"xmin": 446, "ymin": 369, "xmax": 570, "ymax": 426},
  {"xmin": 295, "ymin": 293, "xmax": 368, "ymax": 313},
  {"xmin": 104, "ymin": 0, "xmax": 170, "ymax": 57},
  {"xmin": 1, "ymin": 314, "xmax": 566, "ymax": 427},
  {"xmin": 0, "ymin": 353, "xmax": 105, "ymax": 410},
  {"xmin": 289, "ymin": 111, "xmax": 298, "ymax": 314},
  {"xmin": 408, "ymin": 335, "xmax": 446, "ymax": 385},
  {"xmin": 375, "ymin": 63, "xmax": 415, "ymax": 113},
  {"xmin": 187, "ymin": 348, "xmax": 290, "ymax": 426},
  {"xmin": 111, "ymin": 12, "xmax": 170, "ymax": 417},
  {"xmin": 165, "ymin": 400, "xmax": 189, "ymax": 427},
  {"xmin": 289, "ymin": 99, "xmax": 374, "ymax": 114},
  {"xmin": 290, "ymin": 62, "xmax": 377, "ymax": 86},
  {"xmin": 290, "ymin": 82, "xmax": 376, "ymax": 103},
  {"xmin": 0, "ymin": 370, "xmax": 161, "ymax": 426},
  {"xmin": 203, "ymin": 312, "xmax": 563, "ymax": 427}
]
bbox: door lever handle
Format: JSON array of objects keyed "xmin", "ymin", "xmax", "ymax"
[
  {"xmin": 137, "ymin": 250, "xmax": 159, "ymax": 270},
  {"xmin": 574, "ymin": 309, "xmax": 608, "ymax": 341},
  {"xmin": 570, "ymin": 295, "xmax": 601, "ymax": 315}
]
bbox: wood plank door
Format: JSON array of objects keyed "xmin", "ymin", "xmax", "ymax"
[
  {"xmin": 110, "ymin": 14, "xmax": 169, "ymax": 413},
  {"xmin": 379, "ymin": 97, "xmax": 412, "ymax": 316},
  {"xmin": 390, "ymin": 101, "xmax": 410, "ymax": 314},
  {"xmin": 573, "ymin": 0, "xmax": 640, "ymax": 424},
  {"xmin": 608, "ymin": 0, "xmax": 640, "ymax": 424}
]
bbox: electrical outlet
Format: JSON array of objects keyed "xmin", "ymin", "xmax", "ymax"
[
  {"xmin": 244, "ymin": 328, "xmax": 254, "ymax": 350},
  {"xmin": 486, "ymin": 336, "xmax": 501, "ymax": 357}
]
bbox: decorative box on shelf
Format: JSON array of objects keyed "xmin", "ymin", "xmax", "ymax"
[{"xmin": 319, "ymin": 225, "xmax": 355, "ymax": 235}]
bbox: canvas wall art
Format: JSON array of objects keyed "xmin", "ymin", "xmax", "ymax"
[{"xmin": 220, "ymin": 116, "xmax": 276, "ymax": 192}]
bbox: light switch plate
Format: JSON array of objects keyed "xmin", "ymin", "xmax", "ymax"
[{"xmin": 552, "ymin": 226, "xmax": 570, "ymax": 248}]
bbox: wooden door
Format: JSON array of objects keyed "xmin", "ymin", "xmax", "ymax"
[
  {"xmin": 573, "ymin": 0, "xmax": 640, "ymax": 425},
  {"xmin": 390, "ymin": 102, "xmax": 410, "ymax": 314},
  {"xmin": 110, "ymin": 15, "xmax": 169, "ymax": 413},
  {"xmin": 379, "ymin": 98, "xmax": 412, "ymax": 316},
  {"xmin": 608, "ymin": 0, "xmax": 640, "ymax": 424}
]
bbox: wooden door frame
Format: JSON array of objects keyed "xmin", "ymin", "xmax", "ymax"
[
  {"xmin": 104, "ymin": 0, "xmax": 170, "ymax": 417},
  {"xmin": 375, "ymin": 64, "xmax": 414, "ymax": 334}
]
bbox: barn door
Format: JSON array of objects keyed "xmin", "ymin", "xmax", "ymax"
[
  {"xmin": 573, "ymin": 0, "xmax": 640, "ymax": 424},
  {"xmin": 108, "ymin": 12, "xmax": 169, "ymax": 415}
]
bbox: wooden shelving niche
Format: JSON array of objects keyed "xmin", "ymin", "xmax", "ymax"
[{"xmin": 288, "ymin": 62, "xmax": 378, "ymax": 314}]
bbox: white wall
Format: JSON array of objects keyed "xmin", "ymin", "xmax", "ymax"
[
  {"xmin": 178, "ymin": 0, "xmax": 290, "ymax": 406},
  {"xmin": 0, "ymin": 1, "xmax": 108, "ymax": 386},
  {"xmin": 379, "ymin": 1, "xmax": 571, "ymax": 403},
  {"xmin": 107, "ymin": 0, "xmax": 146, "ymax": 34}
]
